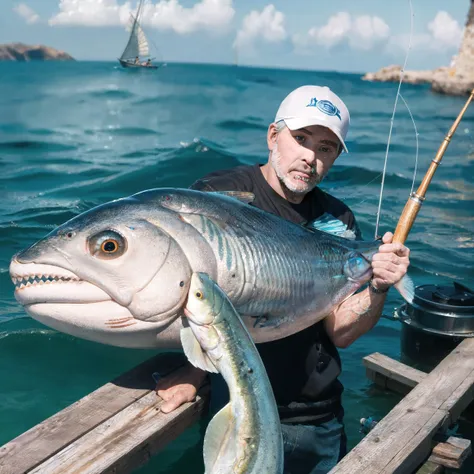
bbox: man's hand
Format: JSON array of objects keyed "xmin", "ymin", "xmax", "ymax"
[
  {"xmin": 155, "ymin": 362, "xmax": 207, "ymax": 414},
  {"xmin": 371, "ymin": 232, "xmax": 410, "ymax": 292}
]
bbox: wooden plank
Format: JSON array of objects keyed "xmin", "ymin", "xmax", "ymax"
[
  {"xmin": 427, "ymin": 436, "xmax": 471, "ymax": 469},
  {"xmin": 0, "ymin": 352, "xmax": 187, "ymax": 474},
  {"xmin": 367, "ymin": 371, "xmax": 419, "ymax": 396},
  {"xmin": 364, "ymin": 352, "xmax": 427, "ymax": 394},
  {"xmin": 415, "ymin": 461, "xmax": 444, "ymax": 474},
  {"xmin": 330, "ymin": 339, "xmax": 474, "ymax": 474},
  {"xmin": 29, "ymin": 370, "xmax": 210, "ymax": 474}
]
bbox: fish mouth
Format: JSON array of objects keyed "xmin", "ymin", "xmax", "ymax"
[
  {"xmin": 183, "ymin": 307, "xmax": 200, "ymax": 325},
  {"xmin": 10, "ymin": 260, "xmax": 111, "ymax": 305}
]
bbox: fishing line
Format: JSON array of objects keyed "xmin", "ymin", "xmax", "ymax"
[
  {"xmin": 398, "ymin": 92, "xmax": 419, "ymax": 195},
  {"xmin": 374, "ymin": 0, "xmax": 415, "ymax": 239},
  {"xmin": 339, "ymin": 89, "xmax": 420, "ymax": 205}
]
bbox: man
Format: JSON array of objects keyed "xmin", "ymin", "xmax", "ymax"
[
  {"xmin": 156, "ymin": 85, "xmax": 410, "ymax": 473},
  {"xmin": 134, "ymin": 56, "xmax": 139, "ymax": 65}
]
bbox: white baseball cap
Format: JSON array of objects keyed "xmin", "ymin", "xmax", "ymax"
[{"xmin": 275, "ymin": 85, "xmax": 350, "ymax": 153}]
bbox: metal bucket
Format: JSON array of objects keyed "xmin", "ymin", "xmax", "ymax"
[{"xmin": 395, "ymin": 281, "xmax": 474, "ymax": 372}]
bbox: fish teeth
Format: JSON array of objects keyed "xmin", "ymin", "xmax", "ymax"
[{"xmin": 12, "ymin": 273, "xmax": 82, "ymax": 288}]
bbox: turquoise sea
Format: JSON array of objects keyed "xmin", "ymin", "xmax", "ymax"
[{"xmin": 1, "ymin": 61, "xmax": 473, "ymax": 473}]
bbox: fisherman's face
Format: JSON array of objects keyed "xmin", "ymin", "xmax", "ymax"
[{"xmin": 268, "ymin": 123, "xmax": 341, "ymax": 194}]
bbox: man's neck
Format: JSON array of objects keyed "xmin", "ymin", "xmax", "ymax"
[{"xmin": 260, "ymin": 163, "xmax": 305, "ymax": 204}]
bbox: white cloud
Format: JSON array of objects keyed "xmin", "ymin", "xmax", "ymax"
[
  {"xmin": 352, "ymin": 16, "xmax": 390, "ymax": 48},
  {"xmin": 14, "ymin": 3, "xmax": 40, "ymax": 24},
  {"xmin": 428, "ymin": 11, "xmax": 463, "ymax": 49},
  {"xmin": 49, "ymin": 0, "xmax": 235, "ymax": 34},
  {"xmin": 294, "ymin": 12, "xmax": 390, "ymax": 51},
  {"xmin": 234, "ymin": 5, "xmax": 287, "ymax": 52},
  {"xmin": 49, "ymin": 0, "xmax": 131, "ymax": 27},
  {"xmin": 388, "ymin": 11, "xmax": 463, "ymax": 56},
  {"xmin": 143, "ymin": 0, "xmax": 234, "ymax": 34}
]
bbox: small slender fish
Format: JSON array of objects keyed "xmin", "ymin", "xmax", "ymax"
[{"xmin": 182, "ymin": 272, "xmax": 283, "ymax": 474}]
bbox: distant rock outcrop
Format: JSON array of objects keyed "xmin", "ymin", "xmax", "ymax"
[
  {"xmin": 0, "ymin": 43, "xmax": 74, "ymax": 61},
  {"xmin": 363, "ymin": 1, "xmax": 474, "ymax": 96}
]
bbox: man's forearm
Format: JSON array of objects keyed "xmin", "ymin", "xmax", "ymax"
[{"xmin": 324, "ymin": 287, "xmax": 387, "ymax": 348}]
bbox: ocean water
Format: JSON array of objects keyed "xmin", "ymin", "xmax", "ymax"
[{"xmin": 1, "ymin": 61, "xmax": 473, "ymax": 473}]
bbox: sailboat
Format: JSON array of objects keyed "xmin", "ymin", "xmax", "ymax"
[{"xmin": 118, "ymin": 0, "xmax": 160, "ymax": 70}]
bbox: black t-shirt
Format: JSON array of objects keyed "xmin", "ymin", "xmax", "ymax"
[{"xmin": 190, "ymin": 164, "xmax": 361, "ymax": 422}]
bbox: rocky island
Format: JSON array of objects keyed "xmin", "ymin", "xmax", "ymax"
[
  {"xmin": 363, "ymin": 1, "xmax": 474, "ymax": 96},
  {"xmin": 0, "ymin": 43, "xmax": 74, "ymax": 61}
]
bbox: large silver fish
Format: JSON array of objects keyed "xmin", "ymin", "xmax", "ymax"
[
  {"xmin": 183, "ymin": 272, "xmax": 283, "ymax": 474},
  {"xmin": 9, "ymin": 188, "xmax": 413, "ymax": 348}
]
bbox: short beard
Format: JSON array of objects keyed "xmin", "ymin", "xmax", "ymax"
[{"xmin": 270, "ymin": 143, "xmax": 322, "ymax": 195}]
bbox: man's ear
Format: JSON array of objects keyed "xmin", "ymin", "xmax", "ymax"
[{"xmin": 267, "ymin": 123, "xmax": 278, "ymax": 151}]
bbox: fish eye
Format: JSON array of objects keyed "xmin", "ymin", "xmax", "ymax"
[
  {"xmin": 195, "ymin": 291, "xmax": 204, "ymax": 300},
  {"xmin": 349, "ymin": 256, "xmax": 366, "ymax": 272},
  {"xmin": 88, "ymin": 230, "xmax": 127, "ymax": 260},
  {"xmin": 101, "ymin": 239, "xmax": 118, "ymax": 253},
  {"xmin": 344, "ymin": 252, "xmax": 371, "ymax": 280}
]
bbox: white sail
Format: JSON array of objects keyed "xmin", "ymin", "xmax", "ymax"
[{"xmin": 120, "ymin": 10, "xmax": 149, "ymax": 60}]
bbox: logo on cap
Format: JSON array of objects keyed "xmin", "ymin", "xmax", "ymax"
[{"xmin": 306, "ymin": 97, "xmax": 341, "ymax": 121}]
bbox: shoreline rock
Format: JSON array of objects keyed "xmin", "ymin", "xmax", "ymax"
[
  {"xmin": 362, "ymin": 65, "xmax": 473, "ymax": 96},
  {"xmin": 0, "ymin": 43, "xmax": 74, "ymax": 61},
  {"xmin": 362, "ymin": 2, "xmax": 474, "ymax": 96}
]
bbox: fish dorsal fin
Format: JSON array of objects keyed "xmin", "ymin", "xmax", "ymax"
[
  {"xmin": 306, "ymin": 213, "xmax": 357, "ymax": 240},
  {"xmin": 211, "ymin": 191, "xmax": 255, "ymax": 204},
  {"xmin": 180, "ymin": 326, "xmax": 218, "ymax": 373},
  {"xmin": 204, "ymin": 403, "xmax": 236, "ymax": 473}
]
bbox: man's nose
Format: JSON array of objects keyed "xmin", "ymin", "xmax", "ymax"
[{"xmin": 302, "ymin": 152, "xmax": 316, "ymax": 166}]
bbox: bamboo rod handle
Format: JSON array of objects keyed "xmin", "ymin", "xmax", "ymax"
[{"xmin": 392, "ymin": 88, "xmax": 474, "ymax": 244}]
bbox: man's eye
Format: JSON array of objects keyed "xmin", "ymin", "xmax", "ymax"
[
  {"xmin": 319, "ymin": 146, "xmax": 330, "ymax": 153},
  {"xmin": 295, "ymin": 135, "xmax": 306, "ymax": 143}
]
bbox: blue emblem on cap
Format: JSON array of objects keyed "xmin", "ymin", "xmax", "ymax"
[{"xmin": 306, "ymin": 97, "xmax": 341, "ymax": 121}]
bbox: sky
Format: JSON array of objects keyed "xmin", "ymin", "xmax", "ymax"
[{"xmin": 1, "ymin": 0, "xmax": 471, "ymax": 73}]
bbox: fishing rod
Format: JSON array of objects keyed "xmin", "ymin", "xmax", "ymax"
[{"xmin": 393, "ymin": 88, "xmax": 474, "ymax": 245}]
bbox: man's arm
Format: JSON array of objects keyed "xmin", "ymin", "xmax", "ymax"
[{"xmin": 324, "ymin": 232, "xmax": 410, "ymax": 348}]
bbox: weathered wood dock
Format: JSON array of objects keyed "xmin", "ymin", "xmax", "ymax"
[
  {"xmin": 1, "ymin": 340, "xmax": 473, "ymax": 474},
  {"xmin": 329, "ymin": 338, "xmax": 474, "ymax": 474},
  {"xmin": 0, "ymin": 352, "xmax": 209, "ymax": 474}
]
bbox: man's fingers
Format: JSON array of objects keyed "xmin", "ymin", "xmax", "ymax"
[
  {"xmin": 377, "ymin": 243, "xmax": 410, "ymax": 257},
  {"xmin": 160, "ymin": 398, "xmax": 182, "ymax": 414},
  {"xmin": 160, "ymin": 390, "xmax": 196, "ymax": 414},
  {"xmin": 382, "ymin": 231, "xmax": 394, "ymax": 244}
]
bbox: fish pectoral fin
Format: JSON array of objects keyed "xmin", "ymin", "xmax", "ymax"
[
  {"xmin": 211, "ymin": 191, "xmax": 255, "ymax": 204},
  {"xmin": 179, "ymin": 212, "xmax": 229, "ymax": 232},
  {"xmin": 394, "ymin": 274, "xmax": 415, "ymax": 304},
  {"xmin": 180, "ymin": 326, "xmax": 218, "ymax": 373},
  {"xmin": 204, "ymin": 403, "xmax": 236, "ymax": 473}
]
